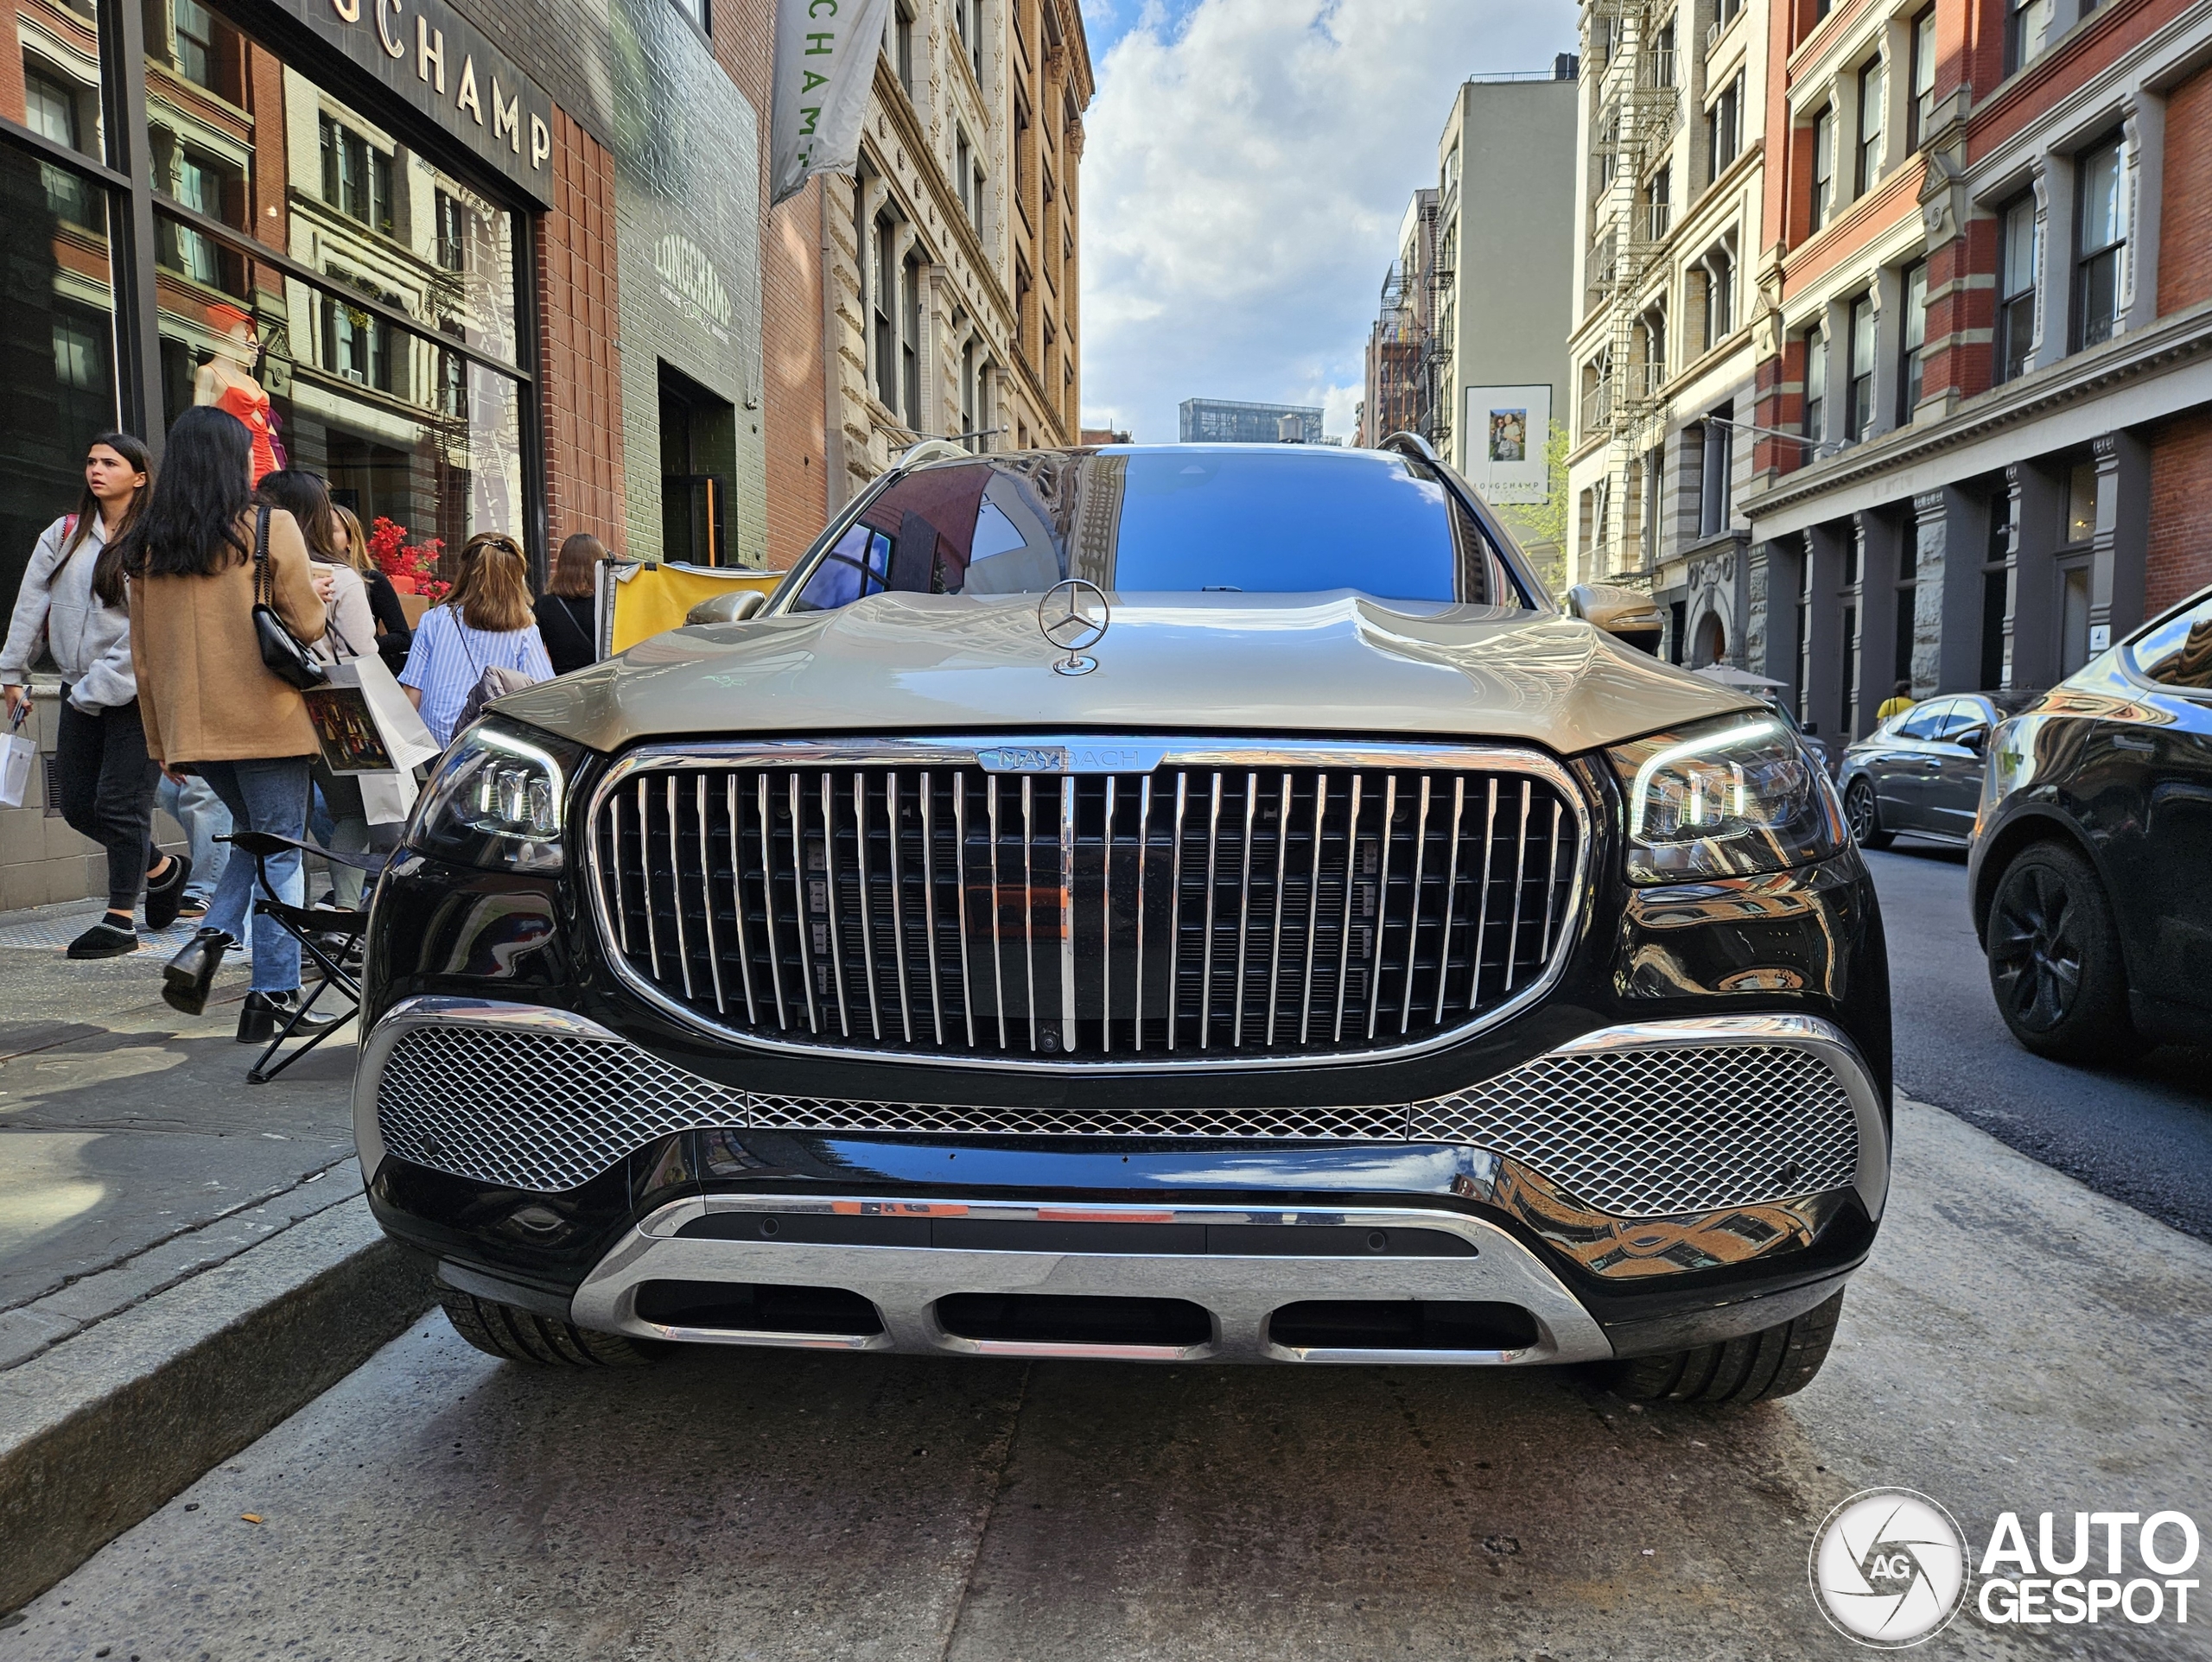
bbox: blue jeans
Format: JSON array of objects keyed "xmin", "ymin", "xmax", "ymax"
[
  {"xmin": 156, "ymin": 772, "xmax": 232, "ymax": 903},
  {"xmin": 197, "ymin": 757, "xmax": 312, "ymax": 993}
]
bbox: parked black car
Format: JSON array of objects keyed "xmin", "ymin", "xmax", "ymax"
[
  {"xmin": 1970, "ymin": 584, "xmax": 2212, "ymax": 1060},
  {"xmin": 1840, "ymin": 689, "xmax": 2044, "ymax": 847}
]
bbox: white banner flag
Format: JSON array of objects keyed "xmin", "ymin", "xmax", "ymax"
[{"xmin": 771, "ymin": 0, "xmax": 896, "ymax": 206}]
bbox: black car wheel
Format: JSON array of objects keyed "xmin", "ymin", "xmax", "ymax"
[
  {"xmin": 1843, "ymin": 779, "xmax": 1892, "ymax": 850},
  {"xmin": 1986, "ymin": 842, "xmax": 2133, "ymax": 1063},
  {"xmin": 1605, "ymin": 1290, "xmax": 1844, "ymax": 1406}
]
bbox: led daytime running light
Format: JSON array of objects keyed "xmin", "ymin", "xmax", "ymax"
[{"xmin": 1628, "ymin": 718, "xmax": 1778, "ymax": 841}]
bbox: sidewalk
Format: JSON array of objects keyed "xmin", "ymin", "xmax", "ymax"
[
  {"xmin": 0, "ymin": 899, "xmax": 357, "ymax": 1316},
  {"xmin": 0, "ymin": 897, "xmax": 432, "ymax": 1608}
]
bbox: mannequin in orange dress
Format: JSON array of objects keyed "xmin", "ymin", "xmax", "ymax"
[{"xmin": 193, "ymin": 307, "xmax": 282, "ymax": 484}]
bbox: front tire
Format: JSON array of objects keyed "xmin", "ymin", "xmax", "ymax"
[
  {"xmin": 1985, "ymin": 842, "xmax": 2133, "ymax": 1063},
  {"xmin": 1844, "ymin": 780, "xmax": 1893, "ymax": 850},
  {"xmin": 1605, "ymin": 1291, "xmax": 1844, "ymax": 1405},
  {"xmin": 438, "ymin": 1287, "xmax": 660, "ymax": 1367}
]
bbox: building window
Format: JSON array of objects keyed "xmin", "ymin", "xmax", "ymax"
[
  {"xmin": 1647, "ymin": 165, "xmax": 1671, "ymax": 240},
  {"xmin": 956, "ymin": 130, "xmax": 973, "ymax": 221},
  {"xmin": 1810, "ymin": 105, "xmax": 1835, "ymax": 232},
  {"xmin": 2005, "ymin": 0, "xmax": 2052, "ymax": 76},
  {"xmin": 1707, "ymin": 72, "xmax": 1743, "ymax": 182},
  {"xmin": 1996, "ymin": 193, "xmax": 2037, "ymax": 383},
  {"xmin": 24, "ymin": 67, "xmax": 94, "ymax": 227},
  {"xmin": 1855, "ymin": 56, "xmax": 1885, "ymax": 195},
  {"xmin": 955, "ymin": 0, "xmax": 983, "ymax": 82},
  {"xmin": 671, "ymin": 0, "xmax": 708, "ymax": 32},
  {"xmin": 1907, "ymin": 9, "xmax": 1936, "ymax": 151},
  {"xmin": 320, "ymin": 117, "xmax": 392, "ymax": 235},
  {"xmin": 2075, "ymin": 135, "xmax": 2126, "ymax": 349},
  {"xmin": 890, "ymin": 2, "xmax": 915, "ymax": 98},
  {"xmin": 1898, "ymin": 258, "xmax": 1928, "ymax": 422},
  {"xmin": 1642, "ymin": 443, "xmax": 1664, "ymax": 561},
  {"xmin": 872, "ymin": 213, "xmax": 898, "ymax": 409},
  {"xmin": 1700, "ymin": 407, "xmax": 1732, "ymax": 536},
  {"xmin": 172, "ymin": 0, "xmax": 218, "ymax": 91},
  {"xmin": 1652, "ymin": 18, "xmax": 1675, "ymax": 86},
  {"xmin": 1847, "ymin": 291, "xmax": 1876, "ymax": 440},
  {"xmin": 1802, "ymin": 322, "xmax": 1827, "ymax": 443},
  {"xmin": 323, "ymin": 278, "xmax": 402, "ymax": 396},
  {"xmin": 1701, "ymin": 244, "xmax": 1735, "ymax": 346},
  {"xmin": 900, "ymin": 248, "xmax": 923, "ymax": 430}
]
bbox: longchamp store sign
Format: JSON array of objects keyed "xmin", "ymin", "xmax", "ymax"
[{"xmin": 267, "ymin": 0, "xmax": 556, "ymax": 202}]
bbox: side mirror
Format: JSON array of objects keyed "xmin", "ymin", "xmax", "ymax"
[
  {"xmin": 1566, "ymin": 582, "xmax": 1666, "ymax": 656},
  {"xmin": 1956, "ymin": 723, "xmax": 1990, "ymax": 756},
  {"xmin": 685, "ymin": 589, "xmax": 766, "ymax": 626}
]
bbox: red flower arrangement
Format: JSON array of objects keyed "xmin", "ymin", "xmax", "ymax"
[{"xmin": 366, "ymin": 516, "xmax": 449, "ymax": 603}]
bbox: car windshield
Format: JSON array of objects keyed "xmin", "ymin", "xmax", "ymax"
[{"xmin": 786, "ymin": 447, "xmax": 1528, "ymax": 613}]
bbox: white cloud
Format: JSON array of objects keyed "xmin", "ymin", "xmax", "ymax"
[{"xmin": 1078, "ymin": 0, "xmax": 1577, "ymax": 444}]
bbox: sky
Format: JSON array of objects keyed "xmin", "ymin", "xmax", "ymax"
[{"xmin": 1076, "ymin": 0, "xmax": 1580, "ymax": 444}]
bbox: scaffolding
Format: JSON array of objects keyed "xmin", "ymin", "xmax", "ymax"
[{"xmin": 1583, "ymin": 0, "xmax": 1679, "ymax": 583}]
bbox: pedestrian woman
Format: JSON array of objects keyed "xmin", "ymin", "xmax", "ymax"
[
  {"xmin": 120, "ymin": 406, "xmax": 339, "ymax": 1041},
  {"xmin": 399, "ymin": 530, "xmax": 552, "ymax": 747},
  {"xmin": 533, "ymin": 531, "xmax": 602, "ymax": 677},
  {"xmin": 330, "ymin": 504, "xmax": 412, "ymax": 672},
  {"xmin": 255, "ymin": 471, "xmax": 374, "ymax": 910},
  {"xmin": 0, "ymin": 432, "xmax": 192, "ymax": 957}
]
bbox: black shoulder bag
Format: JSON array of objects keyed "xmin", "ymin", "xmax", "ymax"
[{"xmin": 251, "ymin": 505, "xmax": 328, "ymax": 691}]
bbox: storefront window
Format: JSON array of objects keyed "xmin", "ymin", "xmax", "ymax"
[{"xmin": 138, "ymin": 19, "xmax": 530, "ymax": 580}]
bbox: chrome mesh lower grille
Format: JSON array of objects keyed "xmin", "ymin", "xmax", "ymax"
[{"xmin": 373, "ymin": 1024, "xmax": 1861, "ymax": 1217}]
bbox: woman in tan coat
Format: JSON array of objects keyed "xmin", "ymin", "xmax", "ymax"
[{"xmin": 118, "ymin": 406, "xmax": 337, "ymax": 1040}]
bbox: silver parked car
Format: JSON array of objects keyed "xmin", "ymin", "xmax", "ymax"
[{"xmin": 1840, "ymin": 689, "xmax": 2044, "ymax": 848}]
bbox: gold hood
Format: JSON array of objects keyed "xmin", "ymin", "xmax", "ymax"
[{"xmin": 493, "ymin": 591, "xmax": 1759, "ymax": 756}]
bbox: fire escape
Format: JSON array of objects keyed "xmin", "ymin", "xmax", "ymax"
[
  {"xmin": 1368, "ymin": 189, "xmax": 1446, "ymax": 451},
  {"xmin": 1586, "ymin": 0, "xmax": 1678, "ymax": 580}
]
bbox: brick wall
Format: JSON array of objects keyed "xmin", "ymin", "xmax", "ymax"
[
  {"xmin": 2159, "ymin": 63, "xmax": 2212, "ymax": 317},
  {"xmin": 2145, "ymin": 407, "xmax": 2212, "ymax": 612},
  {"xmin": 717, "ymin": 1, "xmax": 826, "ymax": 569},
  {"xmin": 537, "ymin": 109, "xmax": 627, "ymax": 555}
]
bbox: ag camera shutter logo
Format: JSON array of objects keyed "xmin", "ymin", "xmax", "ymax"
[{"xmin": 1809, "ymin": 1488, "xmax": 1972, "ymax": 1647}]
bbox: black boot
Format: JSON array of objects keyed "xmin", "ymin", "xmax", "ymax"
[
  {"xmin": 236, "ymin": 988, "xmax": 346, "ymax": 1044},
  {"xmin": 143, "ymin": 853, "xmax": 194, "ymax": 933},
  {"xmin": 162, "ymin": 927, "xmax": 234, "ymax": 1017}
]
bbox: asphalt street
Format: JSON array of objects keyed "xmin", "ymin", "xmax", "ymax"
[{"xmin": 1865, "ymin": 841, "xmax": 2212, "ymax": 1242}]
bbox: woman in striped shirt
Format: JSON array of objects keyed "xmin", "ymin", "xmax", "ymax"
[{"xmin": 399, "ymin": 531, "xmax": 552, "ymax": 746}]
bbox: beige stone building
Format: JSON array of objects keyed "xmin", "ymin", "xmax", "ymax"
[{"xmin": 830, "ymin": 0, "xmax": 1092, "ymax": 505}]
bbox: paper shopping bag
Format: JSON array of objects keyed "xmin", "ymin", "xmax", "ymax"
[
  {"xmin": 357, "ymin": 767, "xmax": 420, "ymax": 828},
  {"xmin": 0, "ymin": 716, "xmax": 32, "ymax": 808},
  {"xmin": 303, "ymin": 653, "xmax": 439, "ymax": 775}
]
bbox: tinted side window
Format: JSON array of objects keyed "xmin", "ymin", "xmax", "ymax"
[
  {"xmin": 1897, "ymin": 701, "xmax": 1951, "ymax": 739},
  {"xmin": 2129, "ymin": 598, "xmax": 2212, "ymax": 691},
  {"xmin": 1934, "ymin": 700, "xmax": 1990, "ymax": 741},
  {"xmin": 791, "ymin": 523, "xmax": 891, "ymax": 612}
]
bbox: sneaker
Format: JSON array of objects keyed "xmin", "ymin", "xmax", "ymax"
[
  {"xmin": 143, "ymin": 853, "xmax": 193, "ymax": 933},
  {"xmin": 67, "ymin": 918, "xmax": 139, "ymax": 959},
  {"xmin": 176, "ymin": 897, "xmax": 210, "ymax": 921}
]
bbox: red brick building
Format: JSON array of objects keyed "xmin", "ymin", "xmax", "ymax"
[{"xmin": 1737, "ymin": 0, "xmax": 2212, "ymax": 741}]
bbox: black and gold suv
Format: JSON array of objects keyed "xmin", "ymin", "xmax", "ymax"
[{"xmin": 357, "ymin": 439, "xmax": 1891, "ymax": 1405}]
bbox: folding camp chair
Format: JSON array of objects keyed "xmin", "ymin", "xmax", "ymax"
[{"xmin": 226, "ymin": 829, "xmax": 385, "ymax": 1085}]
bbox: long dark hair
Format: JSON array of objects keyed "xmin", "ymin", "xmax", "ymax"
[
  {"xmin": 254, "ymin": 468, "xmax": 338, "ymax": 561},
  {"xmin": 73, "ymin": 432, "xmax": 153, "ymax": 606},
  {"xmin": 106, "ymin": 407, "xmax": 254, "ymax": 603}
]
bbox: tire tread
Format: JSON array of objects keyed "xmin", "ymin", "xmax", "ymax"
[
  {"xmin": 1605, "ymin": 1291, "xmax": 1845, "ymax": 1407},
  {"xmin": 438, "ymin": 1287, "xmax": 658, "ymax": 1368}
]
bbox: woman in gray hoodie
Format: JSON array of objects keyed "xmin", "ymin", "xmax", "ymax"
[{"xmin": 0, "ymin": 433, "xmax": 188, "ymax": 957}]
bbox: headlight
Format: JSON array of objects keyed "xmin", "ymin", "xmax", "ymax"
[
  {"xmin": 1606, "ymin": 715, "xmax": 1847, "ymax": 885},
  {"xmin": 406, "ymin": 718, "xmax": 589, "ymax": 873}
]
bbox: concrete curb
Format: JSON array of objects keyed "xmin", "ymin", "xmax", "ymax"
[{"xmin": 0, "ymin": 1197, "xmax": 432, "ymax": 1612}]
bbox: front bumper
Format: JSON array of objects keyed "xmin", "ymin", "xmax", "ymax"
[{"xmin": 357, "ymin": 999, "xmax": 1888, "ymax": 1365}]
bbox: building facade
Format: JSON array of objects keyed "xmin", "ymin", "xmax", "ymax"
[
  {"xmin": 1180, "ymin": 397, "xmax": 1327, "ymax": 443},
  {"xmin": 827, "ymin": 0, "xmax": 1092, "ymax": 512},
  {"xmin": 1567, "ymin": 0, "xmax": 1772, "ymax": 669},
  {"xmin": 1737, "ymin": 0, "xmax": 2212, "ymax": 747},
  {"xmin": 1359, "ymin": 67, "xmax": 1580, "ymax": 572}
]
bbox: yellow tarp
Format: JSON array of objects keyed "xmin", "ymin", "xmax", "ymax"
[{"xmin": 606, "ymin": 563, "xmax": 785, "ymax": 655}]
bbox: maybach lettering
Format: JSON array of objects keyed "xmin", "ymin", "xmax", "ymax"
[{"xmin": 1978, "ymin": 1510, "xmax": 2201, "ymax": 1627}]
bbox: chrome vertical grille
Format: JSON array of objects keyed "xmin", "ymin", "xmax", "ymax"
[{"xmin": 589, "ymin": 739, "xmax": 1587, "ymax": 1069}]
